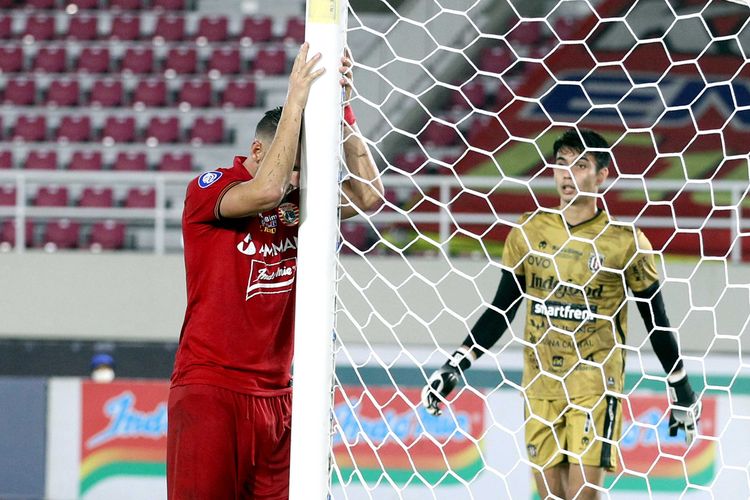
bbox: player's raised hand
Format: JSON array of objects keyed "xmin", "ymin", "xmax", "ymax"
[
  {"xmin": 340, "ymin": 47, "xmax": 354, "ymax": 102},
  {"xmin": 668, "ymin": 375, "xmax": 701, "ymax": 445},
  {"xmin": 286, "ymin": 42, "xmax": 325, "ymax": 110},
  {"xmin": 421, "ymin": 349, "xmax": 472, "ymax": 416}
]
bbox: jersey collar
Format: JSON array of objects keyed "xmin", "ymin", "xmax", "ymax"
[{"xmin": 563, "ymin": 208, "xmax": 608, "ymax": 231}]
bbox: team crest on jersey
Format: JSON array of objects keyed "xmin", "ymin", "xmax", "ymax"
[
  {"xmin": 198, "ymin": 171, "xmax": 222, "ymax": 188},
  {"xmin": 588, "ymin": 253, "xmax": 605, "ymax": 272},
  {"xmin": 277, "ymin": 202, "xmax": 300, "ymax": 226}
]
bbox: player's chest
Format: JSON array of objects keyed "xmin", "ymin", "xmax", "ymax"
[{"xmin": 235, "ymin": 202, "xmax": 300, "ymax": 260}]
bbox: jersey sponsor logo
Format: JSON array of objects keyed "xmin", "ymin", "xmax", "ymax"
[
  {"xmin": 259, "ymin": 213, "xmax": 278, "ymax": 234},
  {"xmin": 258, "ymin": 236, "xmax": 298, "ymax": 257},
  {"xmin": 530, "ymin": 273, "xmax": 604, "ymax": 300},
  {"xmin": 527, "ymin": 255, "xmax": 552, "ymax": 268},
  {"xmin": 237, "ymin": 233, "xmax": 256, "ymax": 256},
  {"xmin": 246, "ymin": 257, "xmax": 296, "ymax": 300},
  {"xmin": 277, "ymin": 202, "xmax": 300, "ymax": 226},
  {"xmin": 531, "ymin": 300, "xmax": 598, "ymax": 323},
  {"xmin": 197, "ymin": 170, "xmax": 222, "ymax": 188}
]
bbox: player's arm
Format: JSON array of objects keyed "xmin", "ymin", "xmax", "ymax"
[
  {"xmin": 421, "ymin": 269, "xmax": 526, "ymax": 416},
  {"xmin": 628, "ymin": 230, "xmax": 701, "ymax": 444},
  {"xmin": 220, "ymin": 43, "xmax": 324, "ymax": 219},
  {"xmin": 338, "ymin": 49, "xmax": 383, "ymax": 220}
]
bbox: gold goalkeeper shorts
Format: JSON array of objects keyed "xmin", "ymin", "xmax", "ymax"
[{"xmin": 524, "ymin": 394, "xmax": 622, "ymax": 472}]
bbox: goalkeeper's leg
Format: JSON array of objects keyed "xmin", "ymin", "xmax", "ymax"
[
  {"xmin": 567, "ymin": 464, "xmax": 605, "ymax": 500},
  {"xmin": 533, "ymin": 464, "xmax": 568, "ymax": 499}
]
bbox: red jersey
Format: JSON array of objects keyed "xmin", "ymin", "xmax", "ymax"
[{"xmin": 172, "ymin": 156, "xmax": 300, "ymax": 395}]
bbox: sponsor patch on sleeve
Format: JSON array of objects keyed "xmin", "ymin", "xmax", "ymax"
[{"xmin": 197, "ymin": 171, "xmax": 223, "ymax": 188}]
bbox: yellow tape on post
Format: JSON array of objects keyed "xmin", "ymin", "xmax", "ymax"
[{"xmin": 308, "ymin": 0, "xmax": 338, "ymax": 24}]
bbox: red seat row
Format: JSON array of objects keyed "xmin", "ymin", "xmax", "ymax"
[
  {"xmin": 0, "ymin": 184, "xmax": 156, "ymax": 207},
  {"xmin": 0, "ymin": 150, "xmax": 194, "ymax": 171},
  {"xmin": 0, "ymin": 218, "xmax": 127, "ymax": 251},
  {"xmin": 1, "ymin": 115, "xmax": 227, "ymax": 144},
  {"xmin": 1, "ymin": 77, "xmax": 256, "ymax": 108},
  {"xmin": 0, "ymin": 13, "xmax": 302, "ymax": 44},
  {"xmin": 0, "ymin": 44, "xmax": 286, "ymax": 75},
  {"xmin": 0, "ymin": 0, "xmax": 187, "ymax": 11}
]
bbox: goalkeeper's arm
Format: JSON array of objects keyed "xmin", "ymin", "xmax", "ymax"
[
  {"xmin": 421, "ymin": 270, "xmax": 525, "ymax": 416},
  {"xmin": 633, "ymin": 281, "xmax": 701, "ymax": 444}
]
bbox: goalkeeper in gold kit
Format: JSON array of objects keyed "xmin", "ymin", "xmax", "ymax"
[{"xmin": 421, "ymin": 129, "xmax": 702, "ymax": 500}]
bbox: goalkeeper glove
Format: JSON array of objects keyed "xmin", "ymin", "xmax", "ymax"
[
  {"xmin": 421, "ymin": 348, "xmax": 472, "ymax": 416},
  {"xmin": 668, "ymin": 374, "xmax": 701, "ymax": 445}
]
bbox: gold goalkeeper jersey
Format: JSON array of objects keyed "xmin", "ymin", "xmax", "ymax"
[{"xmin": 501, "ymin": 209, "xmax": 659, "ymax": 400}]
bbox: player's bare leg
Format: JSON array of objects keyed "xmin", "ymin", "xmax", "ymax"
[
  {"xmin": 566, "ymin": 463, "xmax": 605, "ymax": 499},
  {"xmin": 533, "ymin": 463, "xmax": 568, "ymax": 499}
]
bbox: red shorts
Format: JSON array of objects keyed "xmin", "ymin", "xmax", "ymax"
[{"xmin": 167, "ymin": 384, "xmax": 292, "ymax": 500}]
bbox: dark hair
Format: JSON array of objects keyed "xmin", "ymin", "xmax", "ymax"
[
  {"xmin": 255, "ymin": 106, "xmax": 283, "ymax": 140},
  {"xmin": 552, "ymin": 128, "xmax": 611, "ymax": 171}
]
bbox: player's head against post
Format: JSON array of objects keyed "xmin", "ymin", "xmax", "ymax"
[
  {"xmin": 250, "ymin": 106, "xmax": 301, "ymax": 192},
  {"xmin": 552, "ymin": 128, "xmax": 610, "ymax": 206}
]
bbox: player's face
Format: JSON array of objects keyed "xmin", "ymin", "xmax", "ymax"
[{"xmin": 553, "ymin": 147, "xmax": 607, "ymax": 205}]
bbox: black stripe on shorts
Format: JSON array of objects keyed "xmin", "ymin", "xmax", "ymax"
[{"xmin": 600, "ymin": 395, "xmax": 618, "ymax": 468}]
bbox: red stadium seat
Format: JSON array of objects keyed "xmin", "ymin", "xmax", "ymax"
[
  {"xmin": 452, "ymin": 80, "xmax": 486, "ymax": 110},
  {"xmin": 42, "ymin": 219, "xmax": 80, "ymax": 250},
  {"xmin": 393, "ymin": 151, "xmax": 427, "ymax": 174},
  {"xmin": 153, "ymin": 15, "xmax": 185, "ymax": 42},
  {"xmin": 239, "ymin": 16, "xmax": 273, "ymax": 43},
  {"xmin": 164, "ymin": 47, "xmax": 197, "ymax": 75},
  {"xmin": 69, "ymin": 0, "xmax": 101, "ymax": 9},
  {"xmin": 0, "ymin": 151, "xmax": 12, "ymax": 170},
  {"xmin": 479, "ymin": 47, "xmax": 513, "ymax": 74},
  {"xmin": 133, "ymin": 78, "xmax": 167, "ymax": 107},
  {"xmin": 4, "ymin": 78, "xmax": 36, "ymax": 105},
  {"xmin": 34, "ymin": 186, "xmax": 69, "ymax": 206},
  {"xmin": 13, "ymin": 115, "xmax": 47, "ymax": 142},
  {"xmin": 196, "ymin": 16, "xmax": 228, "ymax": 43},
  {"xmin": 24, "ymin": 15, "xmax": 56, "ymax": 42},
  {"xmin": 46, "ymin": 78, "xmax": 80, "ymax": 106},
  {"xmin": 190, "ymin": 116, "xmax": 224, "ymax": 144},
  {"xmin": 207, "ymin": 47, "xmax": 241, "ymax": 75},
  {"xmin": 125, "ymin": 186, "xmax": 155, "ymax": 207},
  {"xmin": 34, "ymin": 46, "xmax": 67, "ymax": 73},
  {"xmin": 222, "ymin": 79, "xmax": 256, "ymax": 108},
  {"xmin": 25, "ymin": 150, "xmax": 57, "ymax": 170},
  {"xmin": 253, "ymin": 46, "xmax": 286, "ymax": 75},
  {"xmin": 0, "ymin": 46, "xmax": 24, "ymax": 73},
  {"xmin": 121, "ymin": 47, "xmax": 154, "ymax": 74},
  {"xmin": 179, "ymin": 79, "xmax": 212, "ymax": 108},
  {"xmin": 160, "ymin": 151, "xmax": 192, "ymax": 171},
  {"xmin": 146, "ymin": 116, "xmax": 180, "ymax": 144},
  {"xmin": 102, "ymin": 116, "xmax": 136, "ymax": 143},
  {"xmin": 340, "ymin": 222, "xmax": 368, "ymax": 253},
  {"xmin": 27, "ymin": 0, "xmax": 56, "ymax": 8},
  {"xmin": 78, "ymin": 186, "xmax": 113, "ymax": 207},
  {"xmin": 284, "ymin": 17, "xmax": 305, "ymax": 44},
  {"xmin": 77, "ymin": 46, "xmax": 111, "ymax": 73},
  {"xmin": 0, "ymin": 185, "xmax": 15, "ymax": 204},
  {"xmin": 421, "ymin": 120, "xmax": 459, "ymax": 147},
  {"xmin": 110, "ymin": 14, "xmax": 141, "ymax": 40},
  {"xmin": 56, "ymin": 115, "xmax": 92, "ymax": 142},
  {"xmin": 90, "ymin": 78, "xmax": 123, "ymax": 107},
  {"xmin": 153, "ymin": 0, "xmax": 185, "ymax": 10},
  {"xmin": 114, "ymin": 151, "xmax": 147, "ymax": 171},
  {"xmin": 67, "ymin": 15, "xmax": 98, "ymax": 40},
  {"xmin": 69, "ymin": 150, "xmax": 103, "ymax": 171},
  {"xmin": 0, "ymin": 15, "xmax": 12, "ymax": 39},
  {"xmin": 0, "ymin": 219, "xmax": 34, "ymax": 249},
  {"xmin": 89, "ymin": 220, "xmax": 126, "ymax": 251},
  {"xmin": 110, "ymin": 0, "xmax": 141, "ymax": 9}
]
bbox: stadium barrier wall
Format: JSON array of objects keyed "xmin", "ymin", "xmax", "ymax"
[{"xmin": 0, "ymin": 253, "xmax": 748, "ymax": 354}]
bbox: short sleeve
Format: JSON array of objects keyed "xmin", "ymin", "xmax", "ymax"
[
  {"xmin": 184, "ymin": 170, "xmax": 243, "ymax": 223},
  {"xmin": 501, "ymin": 224, "xmax": 529, "ymax": 275},
  {"xmin": 624, "ymin": 229, "xmax": 660, "ymax": 292}
]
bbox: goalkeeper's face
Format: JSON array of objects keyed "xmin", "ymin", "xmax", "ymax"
[{"xmin": 553, "ymin": 147, "xmax": 608, "ymax": 205}]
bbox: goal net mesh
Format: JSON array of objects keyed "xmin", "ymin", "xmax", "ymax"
[{"xmin": 330, "ymin": 0, "xmax": 750, "ymax": 498}]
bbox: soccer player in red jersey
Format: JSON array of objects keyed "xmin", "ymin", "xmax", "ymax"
[{"xmin": 167, "ymin": 43, "xmax": 383, "ymax": 499}]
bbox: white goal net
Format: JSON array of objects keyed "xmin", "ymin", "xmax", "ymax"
[{"xmin": 330, "ymin": 0, "xmax": 750, "ymax": 498}]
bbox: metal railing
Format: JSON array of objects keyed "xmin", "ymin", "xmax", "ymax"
[{"xmin": 1, "ymin": 170, "xmax": 747, "ymax": 260}]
